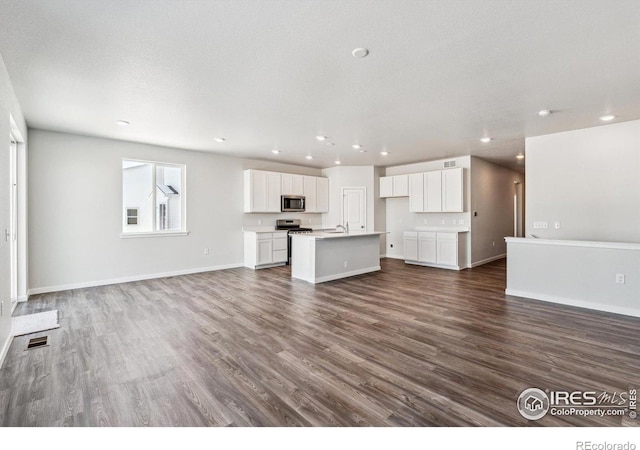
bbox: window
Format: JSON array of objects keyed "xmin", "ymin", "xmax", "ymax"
[{"xmin": 122, "ymin": 159, "xmax": 187, "ymax": 236}]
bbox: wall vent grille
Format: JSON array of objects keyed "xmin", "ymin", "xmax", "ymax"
[{"xmin": 443, "ymin": 160, "xmax": 457, "ymax": 168}]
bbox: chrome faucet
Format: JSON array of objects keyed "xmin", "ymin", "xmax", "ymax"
[{"xmin": 336, "ymin": 223, "xmax": 349, "ymax": 233}]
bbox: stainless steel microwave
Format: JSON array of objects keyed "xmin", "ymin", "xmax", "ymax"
[{"xmin": 281, "ymin": 195, "xmax": 305, "ymax": 212}]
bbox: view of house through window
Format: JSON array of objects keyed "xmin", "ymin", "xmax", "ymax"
[{"xmin": 122, "ymin": 160, "xmax": 185, "ymax": 234}]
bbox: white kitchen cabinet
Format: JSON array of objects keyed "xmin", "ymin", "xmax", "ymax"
[
  {"xmin": 281, "ymin": 173, "xmax": 304, "ymax": 196},
  {"xmin": 436, "ymin": 232, "xmax": 458, "ymax": 266},
  {"xmin": 442, "ymin": 168, "xmax": 463, "ymax": 212},
  {"xmin": 406, "ymin": 168, "xmax": 461, "ymax": 213},
  {"xmin": 408, "ymin": 173, "xmax": 424, "ymax": 212},
  {"xmin": 404, "ymin": 230, "xmax": 467, "ymax": 270},
  {"xmin": 425, "ymin": 170, "xmax": 443, "ymax": 212},
  {"xmin": 316, "ymin": 177, "xmax": 329, "ymax": 213},
  {"xmin": 418, "ymin": 232, "xmax": 437, "ymax": 263},
  {"xmin": 393, "ymin": 174, "xmax": 409, "ymax": 197},
  {"xmin": 244, "ymin": 170, "xmax": 281, "ymax": 213},
  {"xmin": 380, "ymin": 175, "xmax": 409, "ymax": 198},
  {"xmin": 302, "ymin": 175, "xmax": 329, "ymax": 213},
  {"xmin": 380, "ymin": 176, "xmax": 394, "ymax": 198},
  {"xmin": 403, "ymin": 232, "xmax": 418, "ymax": 261},
  {"xmin": 303, "ymin": 176, "xmax": 317, "ymax": 212},
  {"xmin": 256, "ymin": 238, "xmax": 273, "ymax": 265},
  {"xmin": 244, "ymin": 231, "xmax": 289, "ymax": 269}
]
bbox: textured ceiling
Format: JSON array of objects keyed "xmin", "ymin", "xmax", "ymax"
[{"xmin": 1, "ymin": 0, "xmax": 639, "ymax": 172}]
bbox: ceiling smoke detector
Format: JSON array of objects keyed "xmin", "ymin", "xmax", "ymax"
[
  {"xmin": 213, "ymin": 137, "xmax": 226, "ymax": 143},
  {"xmin": 538, "ymin": 109, "xmax": 551, "ymax": 117},
  {"xmin": 315, "ymin": 135, "xmax": 327, "ymax": 141},
  {"xmin": 116, "ymin": 120, "xmax": 130, "ymax": 126},
  {"xmin": 351, "ymin": 48, "xmax": 369, "ymax": 58}
]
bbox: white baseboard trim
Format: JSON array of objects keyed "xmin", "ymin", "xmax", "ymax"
[
  {"xmin": 405, "ymin": 260, "xmax": 467, "ymax": 271},
  {"xmin": 28, "ymin": 263, "xmax": 245, "ymax": 296},
  {"xmin": 382, "ymin": 254, "xmax": 405, "ymax": 260},
  {"xmin": 18, "ymin": 295, "xmax": 28, "ymax": 303},
  {"xmin": 505, "ymin": 289, "xmax": 640, "ymax": 319},
  {"xmin": 0, "ymin": 333, "xmax": 12, "ymax": 369},
  {"xmin": 313, "ymin": 266, "xmax": 381, "ymax": 284},
  {"xmin": 471, "ymin": 253, "xmax": 506, "ymax": 268}
]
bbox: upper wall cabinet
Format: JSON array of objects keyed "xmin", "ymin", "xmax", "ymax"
[
  {"xmin": 379, "ymin": 175, "xmax": 409, "ymax": 198},
  {"xmin": 303, "ymin": 175, "xmax": 329, "ymax": 213},
  {"xmin": 406, "ymin": 167, "xmax": 463, "ymax": 213},
  {"xmin": 244, "ymin": 170, "xmax": 282, "ymax": 213},
  {"xmin": 442, "ymin": 167, "xmax": 463, "ymax": 212},
  {"xmin": 281, "ymin": 173, "xmax": 304, "ymax": 196},
  {"xmin": 244, "ymin": 170, "xmax": 328, "ymax": 213}
]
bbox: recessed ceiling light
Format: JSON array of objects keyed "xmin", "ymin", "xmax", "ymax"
[
  {"xmin": 305, "ymin": 155, "xmax": 313, "ymax": 160},
  {"xmin": 380, "ymin": 151, "xmax": 389, "ymax": 156},
  {"xmin": 352, "ymin": 144, "xmax": 362, "ymax": 150},
  {"xmin": 516, "ymin": 154, "xmax": 525, "ymax": 160},
  {"xmin": 335, "ymin": 160, "xmax": 341, "ymax": 165},
  {"xmin": 271, "ymin": 149, "xmax": 280, "ymax": 154},
  {"xmin": 214, "ymin": 137, "xmax": 226, "ymax": 143},
  {"xmin": 480, "ymin": 137, "xmax": 492, "ymax": 143},
  {"xmin": 326, "ymin": 142, "xmax": 335, "ymax": 146},
  {"xmin": 600, "ymin": 114, "xmax": 616, "ymax": 122},
  {"xmin": 352, "ymin": 48, "xmax": 369, "ymax": 58},
  {"xmin": 538, "ymin": 109, "xmax": 551, "ymax": 117},
  {"xmin": 315, "ymin": 135, "xmax": 327, "ymax": 141},
  {"xmin": 116, "ymin": 120, "xmax": 130, "ymax": 126}
]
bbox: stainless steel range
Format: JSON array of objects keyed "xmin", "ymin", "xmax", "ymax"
[{"xmin": 276, "ymin": 219, "xmax": 313, "ymax": 265}]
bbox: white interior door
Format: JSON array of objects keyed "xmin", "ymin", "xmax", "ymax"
[
  {"xmin": 342, "ymin": 188, "xmax": 366, "ymax": 231},
  {"xmin": 9, "ymin": 136, "xmax": 18, "ymax": 309}
]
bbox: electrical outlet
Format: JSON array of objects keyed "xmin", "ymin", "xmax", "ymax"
[
  {"xmin": 204, "ymin": 248, "xmax": 209, "ymax": 255},
  {"xmin": 258, "ymin": 219, "xmax": 262, "ymax": 225},
  {"xmin": 616, "ymin": 274, "xmax": 625, "ymax": 284},
  {"xmin": 554, "ymin": 222, "xmax": 561, "ymax": 229},
  {"xmin": 344, "ymin": 261, "xmax": 348, "ymax": 268},
  {"xmin": 492, "ymin": 241, "xmax": 495, "ymax": 247},
  {"xmin": 441, "ymin": 219, "xmax": 445, "ymax": 224},
  {"xmin": 0, "ymin": 300, "xmax": 3, "ymax": 317},
  {"xmin": 423, "ymin": 219, "xmax": 428, "ymax": 224}
]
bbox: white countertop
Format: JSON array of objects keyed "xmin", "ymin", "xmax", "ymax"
[
  {"xmin": 293, "ymin": 231, "xmax": 387, "ymax": 240},
  {"xmin": 505, "ymin": 237, "xmax": 640, "ymax": 251}
]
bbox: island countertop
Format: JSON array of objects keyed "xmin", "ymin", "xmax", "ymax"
[{"xmin": 300, "ymin": 231, "xmax": 387, "ymax": 240}]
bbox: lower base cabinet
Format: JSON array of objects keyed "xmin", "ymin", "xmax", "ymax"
[
  {"xmin": 244, "ymin": 231, "xmax": 288, "ymax": 269},
  {"xmin": 403, "ymin": 231, "xmax": 467, "ymax": 270}
]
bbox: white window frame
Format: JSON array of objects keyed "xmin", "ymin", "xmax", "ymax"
[{"xmin": 121, "ymin": 158, "xmax": 188, "ymax": 238}]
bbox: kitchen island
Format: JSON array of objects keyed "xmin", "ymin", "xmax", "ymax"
[{"xmin": 291, "ymin": 231, "xmax": 386, "ymax": 283}]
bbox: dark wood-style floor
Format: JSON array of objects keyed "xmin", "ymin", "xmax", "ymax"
[{"xmin": 1, "ymin": 258, "xmax": 638, "ymax": 426}]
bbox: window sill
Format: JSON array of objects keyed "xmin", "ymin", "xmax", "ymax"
[{"xmin": 120, "ymin": 231, "xmax": 190, "ymax": 239}]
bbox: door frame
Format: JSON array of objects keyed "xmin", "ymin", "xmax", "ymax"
[
  {"xmin": 9, "ymin": 115, "xmax": 26, "ymax": 311},
  {"xmin": 341, "ymin": 187, "xmax": 367, "ymax": 231}
]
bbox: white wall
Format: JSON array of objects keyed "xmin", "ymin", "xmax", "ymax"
[
  {"xmin": 28, "ymin": 129, "xmax": 323, "ymax": 293},
  {"xmin": 470, "ymin": 157, "xmax": 524, "ymax": 265},
  {"xmin": 321, "ymin": 166, "xmax": 376, "ymax": 232},
  {"xmin": 0, "ymin": 53, "xmax": 27, "ymax": 366},
  {"xmin": 383, "ymin": 156, "xmax": 472, "ymax": 260},
  {"xmin": 526, "ymin": 120, "xmax": 640, "ymax": 242}
]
